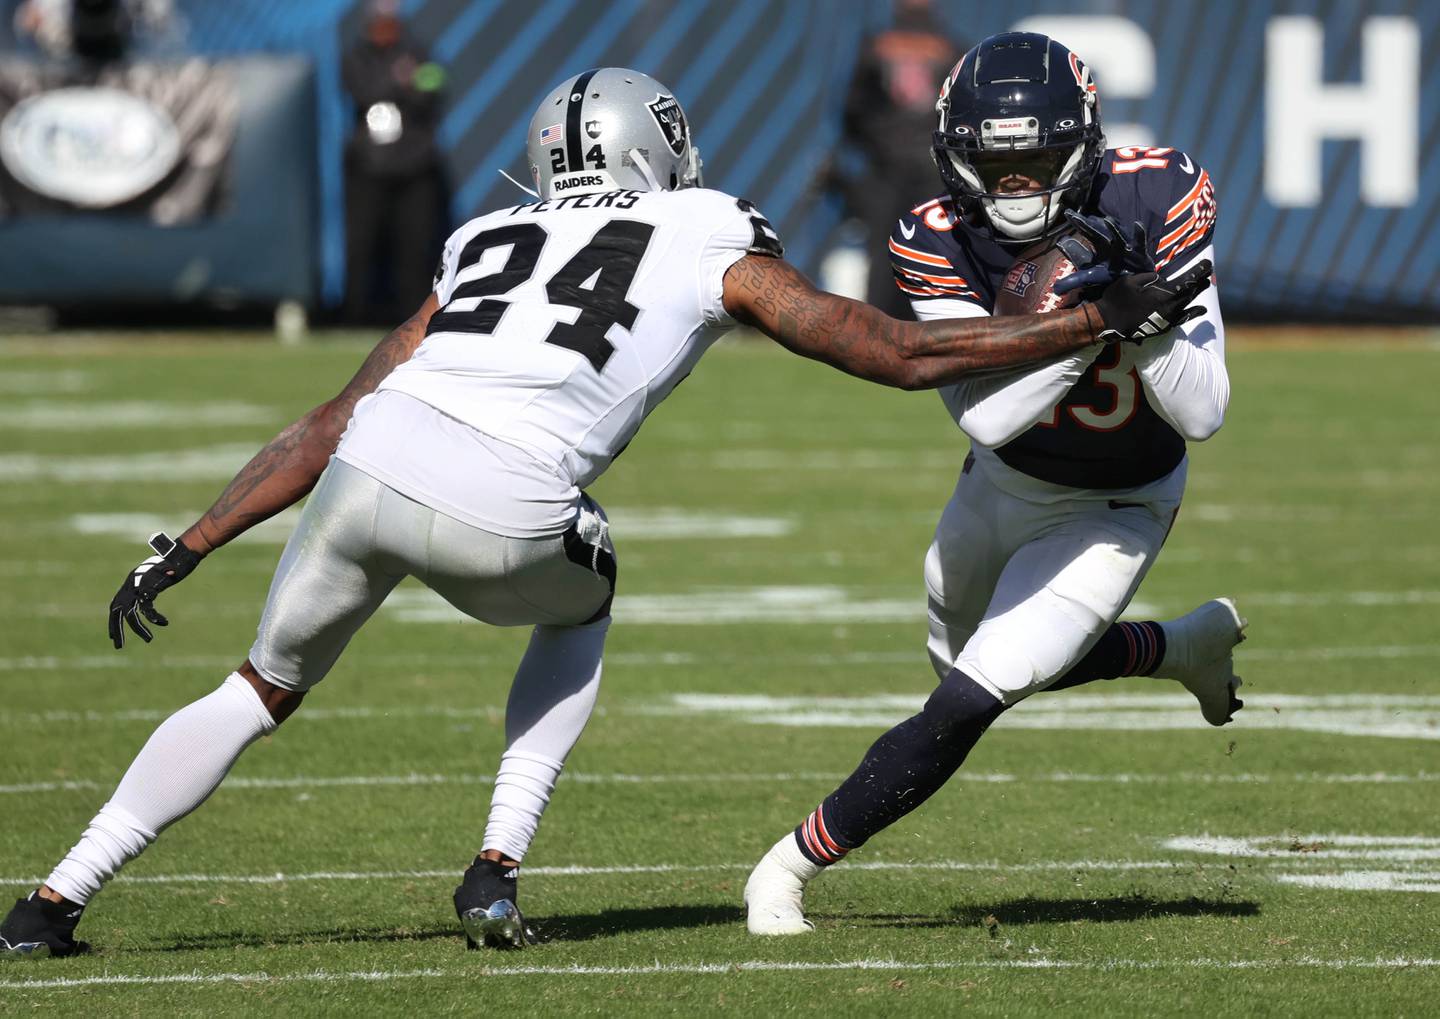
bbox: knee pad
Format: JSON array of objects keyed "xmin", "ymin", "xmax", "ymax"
[
  {"xmin": 958, "ymin": 633, "xmax": 1043, "ymax": 704},
  {"xmin": 920, "ymin": 668, "xmax": 1005, "ymax": 738}
]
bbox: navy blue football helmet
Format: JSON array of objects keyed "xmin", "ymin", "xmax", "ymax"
[{"xmin": 932, "ymin": 32, "xmax": 1105, "ymax": 241}]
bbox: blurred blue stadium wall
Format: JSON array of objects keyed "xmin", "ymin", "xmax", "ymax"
[{"xmin": 177, "ymin": 0, "xmax": 1438, "ymax": 322}]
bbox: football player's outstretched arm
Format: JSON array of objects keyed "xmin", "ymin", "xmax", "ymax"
[
  {"xmin": 722, "ymin": 255, "xmax": 1104, "ymax": 391},
  {"xmin": 180, "ymin": 295, "xmax": 438, "ymax": 555},
  {"xmin": 107, "ymin": 295, "xmax": 437, "ymax": 649}
]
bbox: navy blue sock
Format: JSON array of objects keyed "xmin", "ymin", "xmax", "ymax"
[
  {"xmin": 793, "ymin": 669, "xmax": 1005, "ymax": 866},
  {"xmin": 1045, "ymin": 620, "xmax": 1166, "ymax": 693}
]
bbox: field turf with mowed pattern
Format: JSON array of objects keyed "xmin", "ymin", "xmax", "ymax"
[{"xmin": 0, "ymin": 330, "xmax": 1437, "ymax": 1014}]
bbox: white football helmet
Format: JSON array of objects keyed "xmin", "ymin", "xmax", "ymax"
[{"xmin": 526, "ymin": 68, "xmax": 703, "ymax": 199}]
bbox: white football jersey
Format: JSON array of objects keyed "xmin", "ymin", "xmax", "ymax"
[{"xmin": 377, "ymin": 187, "xmax": 781, "ymax": 493}]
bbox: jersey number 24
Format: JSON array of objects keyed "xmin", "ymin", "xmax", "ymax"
[{"xmin": 427, "ymin": 220, "xmax": 654, "ymax": 372}]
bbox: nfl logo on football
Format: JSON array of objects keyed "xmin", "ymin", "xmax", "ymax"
[{"xmin": 1003, "ymin": 259, "xmax": 1038, "ymax": 298}]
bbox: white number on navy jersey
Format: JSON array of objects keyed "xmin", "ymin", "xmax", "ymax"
[{"xmin": 1040, "ymin": 345, "xmax": 1140, "ymax": 432}]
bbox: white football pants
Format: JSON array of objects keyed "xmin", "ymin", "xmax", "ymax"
[{"xmin": 925, "ymin": 458, "xmax": 1184, "ymax": 705}]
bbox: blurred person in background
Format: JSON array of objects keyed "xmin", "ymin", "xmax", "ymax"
[
  {"xmin": 12, "ymin": 0, "xmax": 178, "ymax": 62},
  {"xmin": 342, "ymin": 0, "xmax": 446, "ymax": 325},
  {"xmin": 829, "ymin": 0, "xmax": 957, "ymax": 317}
]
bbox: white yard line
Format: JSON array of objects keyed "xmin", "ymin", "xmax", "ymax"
[
  {"xmin": 65, "ymin": 508, "xmax": 794, "ymax": 544},
  {"xmin": 385, "ymin": 585, "xmax": 934, "ymax": 625},
  {"xmin": 1164, "ymin": 835, "xmax": 1440, "ymax": 861},
  {"xmin": 0, "ymin": 401, "xmax": 275, "ymax": 430},
  {"xmin": 4, "ymin": 644, "xmax": 1440, "ymax": 676},
  {"xmin": 0, "ymin": 445, "xmax": 256, "ymax": 483},
  {"xmin": 4, "ymin": 956, "xmax": 1439, "ymax": 990},
  {"xmin": 7, "ymin": 769, "xmax": 1440, "ymax": 798},
  {"xmin": 0, "ymin": 369, "xmax": 92, "ymax": 393},
  {"xmin": 7, "ymin": 850, "xmax": 1433, "ymax": 890},
  {"xmin": 712, "ymin": 449, "xmax": 961, "ymax": 471},
  {"xmin": 0, "ymin": 704, "xmax": 510, "ymax": 725},
  {"xmin": 1275, "ymin": 871, "xmax": 1440, "ymax": 893},
  {"xmin": 1244, "ymin": 590, "xmax": 1440, "ymax": 607},
  {"xmin": 652, "ymin": 691, "xmax": 1440, "ymax": 740},
  {"xmin": 1238, "ymin": 644, "xmax": 1440, "ymax": 661}
]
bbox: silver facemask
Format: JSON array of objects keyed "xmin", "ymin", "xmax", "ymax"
[{"xmin": 526, "ymin": 68, "xmax": 703, "ymax": 199}]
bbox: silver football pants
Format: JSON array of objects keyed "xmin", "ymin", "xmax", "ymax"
[{"xmin": 249, "ymin": 459, "xmax": 615, "ymax": 692}]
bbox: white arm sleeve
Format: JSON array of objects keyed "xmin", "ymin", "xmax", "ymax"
[
  {"xmin": 911, "ymin": 297, "xmax": 1104, "ymax": 449},
  {"xmin": 1133, "ymin": 245, "xmax": 1228, "ymax": 441}
]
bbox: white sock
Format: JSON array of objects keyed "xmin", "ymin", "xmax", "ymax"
[
  {"xmin": 771, "ymin": 832, "xmax": 824, "ymax": 883},
  {"xmin": 45, "ymin": 673, "xmax": 276, "ymax": 904},
  {"xmin": 481, "ymin": 620, "xmax": 608, "ymax": 862},
  {"xmin": 483, "ymin": 751, "xmax": 563, "ymax": 863}
]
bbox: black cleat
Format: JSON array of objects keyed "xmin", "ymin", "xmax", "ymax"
[
  {"xmin": 0, "ymin": 892, "xmax": 89, "ymax": 960},
  {"xmin": 453, "ymin": 857, "xmax": 534, "ymax": 950}
]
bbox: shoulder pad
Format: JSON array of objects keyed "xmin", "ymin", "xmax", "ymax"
[
  {"xmin": 735, "ymin": 197, "xmax": 784, "ymax": 257},
  {"xmin": 889, "ymin": 203, "xmax": 979, "ymax": 303},
  {"xmin": 1100, "ymin": 147, "xmax": 1217, "ymax": 271},
  {"xmin": 907, "ymin": 195, "xmax": 961, "ymax": 234}
]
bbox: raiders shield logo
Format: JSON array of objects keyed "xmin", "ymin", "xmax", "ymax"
[
  {"xmin": 585, "ymin": 119, "xmax": 602, "ymax": 139},
  {"xmin": 646, "ymin": 94, "xmax": 688, "ymax": 157}
]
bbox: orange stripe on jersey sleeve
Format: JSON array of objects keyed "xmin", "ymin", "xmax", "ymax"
[
  {"xmin": 887, "ymin": 237, "xmax": 953, "ymax": 269},
  {"xmin": 1166, "ymin": 170, "xmax": 1210, "ymax": 224},
  {"xmin": 896, "ymin": 266, "xmax": 970, "ymax": 287}
]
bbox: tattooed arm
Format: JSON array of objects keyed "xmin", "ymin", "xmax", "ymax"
[
  {"xmin": 722, "ymin": 255, "xmax": 1104, "ymax": 391},
  {"xmin": 178, "ymin": 295, "xmax": 438, "ymax": 556}
]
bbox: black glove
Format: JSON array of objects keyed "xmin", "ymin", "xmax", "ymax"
[
  {"xmin": 1091, "ymin": 261, "xmax": 1213, "ymax": 345},
  {"xmin": 1054, "ymin": 210, "xmax": 1155, "ymax": 298},
  {"xmin": 108, "ymin": 532, "xmax": 203, "ymax": 649}
]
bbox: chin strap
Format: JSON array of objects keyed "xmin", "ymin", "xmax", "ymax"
[
  {"xmin": 626, "ymin": 148, "xmax": 663, "ymax": 191},
  {"xmin": 498, "ymin": 168, "xmax": 540, "ymax": 199}
]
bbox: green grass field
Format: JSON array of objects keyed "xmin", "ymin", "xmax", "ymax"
[{"xmin": 1, "ymin": 330, "xmax": 1438, "ymax": 1015}]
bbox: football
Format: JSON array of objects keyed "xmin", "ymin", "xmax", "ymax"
[{"xmin": 991, "ymin": 231, "xmax": 1094, "ymax": 316}]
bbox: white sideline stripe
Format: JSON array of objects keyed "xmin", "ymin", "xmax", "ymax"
[
  {"xmin": 8, "ymin": 769, "xmax": 1440, "ymax": 797},
  {"xmin": 66, "ymin": 508, "xmax": 794, "ymax": 544},
  {"xmin": 0, "ymin": 401, "xmax": 275, "ymax": 430},
  {"xmin": 5, "ymin": 956, "xmax": 1440, "ymax": 990}
]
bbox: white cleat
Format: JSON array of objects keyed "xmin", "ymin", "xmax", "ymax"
[
  {"xmin": 744, "ymin": 836, "xmax": 818, "ymax": 936},
  {"xmin": 1159, "ymin": 597, "xmax": 1248, "ymax": 726}
]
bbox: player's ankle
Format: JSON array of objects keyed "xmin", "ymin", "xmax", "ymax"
[
  {"xmin": 36, "ymin": 884, "xmax": 79, "ymax": 908},
  {"xmin": 479, "ymin": 849, "xmax": 521, "ymax": 869}
]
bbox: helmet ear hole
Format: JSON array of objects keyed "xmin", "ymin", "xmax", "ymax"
[{"xmin": 669, "ymin": 171, "xmax": 678, "ymax": 189}]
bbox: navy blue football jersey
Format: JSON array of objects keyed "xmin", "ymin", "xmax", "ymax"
[{"xmin": 889, "ymin": 147, "xmax": 1217, "ymax": 490}]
